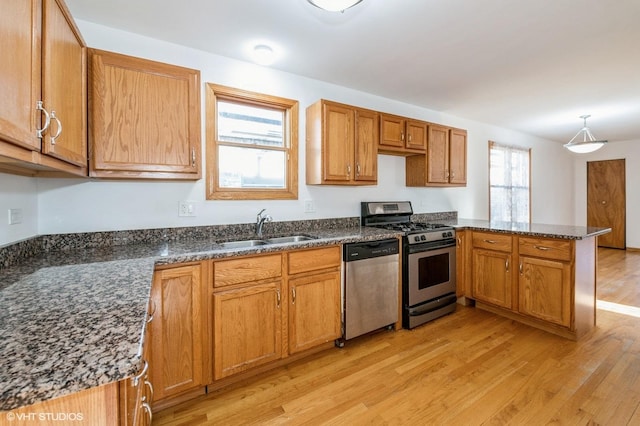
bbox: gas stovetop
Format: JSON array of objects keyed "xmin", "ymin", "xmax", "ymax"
[{"xmin": 361, "ymin": 201, "xmax": 455, "ymax": 245}]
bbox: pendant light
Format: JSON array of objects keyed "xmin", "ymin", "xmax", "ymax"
[
  {"xmin": 307, "ymin": 0, "xmax": 363, "ymax": 12},
  {"xmin": 563, "ymin": 115, "xmax": 608, "ymax": 154}
]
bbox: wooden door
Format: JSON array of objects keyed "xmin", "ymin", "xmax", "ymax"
[
  {"xmin": 89, "ymin": 49, "xmax": 201, "ymax": 178},
  {"xmin": 323, "ymin": 102, "xmax": 354, "ymax": 182},
  {"xmin": 0, "ymin": 0, "xmax": 41, "ymax": 150},
  {"xmin": 449, "ymin": 128, "xmax": 467, "ymax": 185},
  {"xmin": 288, "ymin": 271, "xmax": 341, "ymax": 354},
  {"xmin": 41, "ymin": 0, "xmax": 86, "ymax": 166},
  {"xmin": 472, "ymin": 249, "xmax": 513, "ymax": 309},
  {"xmin": 213, "ymin": 281, "xmax": 283, "ymax": 379},
  {"xmin": 587, "ymin": 159, "xmax": 625, "ymax": 249},
  {"xmin": 518, "ymin": 256, "xmax": 571, "ymax": 327},
  {"xmin": 379, "ymin": 114, "xmax": 405, "ymax": 149},
  {"xmin": 354, "ymin": 108, "xmax": 378, "ymax": 182},
  {"xmin": 406, "ymin": 120, "xmax": 427, "ymax": 151},
  {"xmin": 427, "ymin": 124, "xmax": 450, "ymax": 183},
  {"xmin": 150, "ymin": 264, "xmax": 206, "ymax": 401}
]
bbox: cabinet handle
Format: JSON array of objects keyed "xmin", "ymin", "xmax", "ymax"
[
  {"xmin": 401, "ymin": 132, "xmax": 405, "ymax": 141},
  {"xmin": 505, "ymin": 258, "xmax": 510, "ymax": 272},
  {"xmin": 191, "ymin": 148, "xmax": 196, "ymax": 167},
  {"xmin": 36, "ymin": 101, "xmax": 51, "ymax": 138},
  {"xmin": 347, "ymin": 164, "xmax": 351, "ymax": 175},
  {"xmin": 141, "ymin": 402, "xmax": 152, "ymax": 424},
  {"xmin": 457, "ymin": 237, "xmax": 461, "ymax": 247},
  {"xmin": 483, "ymin": 239, "xmax": 497, "ymax": 244},
  {"xmin": 132, "ymin": 359, "xmax": 149, "ymax": 387},
  {"xmin": 534, "ymin": 245, "xmax": 551, "ymax": 251},
  {"xmin": 451, "ymin": 171, "xmax": 455, "ymax": 179},
  {"xmin": 146, "ymin": 299, "xmax": 156, "ymax": 324},
  {"xmin": 276, "ymin": 289, "xmax": 281, "ymax": 308},
  {"xmin": 49, "ymin": 111, "xmax": 62, "ymax": 145},
  {"xmin": 408, "ymin": 134, "xmax": 412, "ymax": 142},
  {"xmin": 291, "ymin": 287, "xmax": 296, "ymax": 305},
  {"xmin": 356, "ymin": 163, "xmax": 361, "ymax": 177},
  {"xmin": 519, "ymin": 262, "xmax": 523, "ymax": 275},
  {"xmin": 144, "ymin": 379, "xmax": 154, "ymax": 402}
]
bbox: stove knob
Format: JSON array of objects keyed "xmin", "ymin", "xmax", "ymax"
[
  {"xmin": 420, "ymin": 235, "xmax": 426, "ymax": 241},
  {"xmin": 442, "ymin": 232, "xmax": 447, "ymax": 238},
  {"xmin": 414, "ymin": 236, "xmax": 420, "ymax": 242},
  {"xmin": 448, "ymin": 231, "xmax": 453, "ymax": 237}
]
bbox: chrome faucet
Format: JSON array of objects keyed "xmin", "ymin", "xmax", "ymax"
[{"xmin": 256, "ymin": 209, "xmax": 273, "ymax": 238}]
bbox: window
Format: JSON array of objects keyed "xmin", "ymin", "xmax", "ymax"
[
  {"xmin": 489, "ymin": 141, "xmax": 531, "ymax": 223},
  {"xmin": 205, "ymin": 83, "xmax": 298, "ymax": 200}
]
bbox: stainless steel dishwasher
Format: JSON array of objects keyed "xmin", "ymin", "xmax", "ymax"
[{"xmin": 341, "ymin": 238, "xmax": 400, "ymax": 343}]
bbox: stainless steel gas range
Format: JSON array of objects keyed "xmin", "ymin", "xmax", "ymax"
[{"xmin": 361, "ymin": 201, "xmax": 457, "ymax": 329}]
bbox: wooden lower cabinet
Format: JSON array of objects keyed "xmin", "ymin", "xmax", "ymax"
[
  {"xmin": 472, "ymin": 248, "xmax": 513, "ymax": 309},
  {"xmin": 149, "ymin": 263, "xmax": 208, "ymax": 403},
  {"xmin": 212, "ymin": 280, "xmax": 283, "ymax": 379},
  {"xmin": 288, "ymin": 270, "xmax": 341, "ymax": 354},
  {"xmin": 518, "ymin": 256, "xmax": 571, "ymax": 327},
  {"xmin": 211, "ymin": 246, "xmax": 342, "ymax": 380}
]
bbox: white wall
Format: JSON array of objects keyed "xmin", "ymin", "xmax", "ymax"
[
  {"xmin": 0, "ymin": 173, "xmax": 38, "ymax": 246},
  {"xmin": 0, "ymin": 20, "xmax": 576, "ymax": 241},
  {"xmin": 573, "ymin": 139, "xmax": 640, "ymax": 248}
]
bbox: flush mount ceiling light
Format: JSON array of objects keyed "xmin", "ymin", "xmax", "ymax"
[
  {"xmin": 307, "ymin": 0, "xmax": 363, "ymax": 12},
  {"xmin": 252, "ymin": 44, "xmax": 275, "ymax": 66},
  {"xmin": 563, "ymin": 115, "xmax": 608, "ymax": 154}
]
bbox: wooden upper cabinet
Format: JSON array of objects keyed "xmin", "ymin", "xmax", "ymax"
[
  {"xmin": 306, "ymin": 99, "xmax": 377, "ymax": 185},
  {"xmin": 41, "ymin": 0, "xmax": 87, "ymax": 167},
  {"xmin": 89, "ymin": 49, "xmax": 201, "ymax": 179},
  {"xmin": 405, "ymin": 125, "xmax": 467, "ymax": 187},
  {"xmin": 0, "ymin": 0, "xmax": 88, "ymax": 176},
  {"xmin": 378, "ymin": 113, "xmax": 427, "ymax": 155}
]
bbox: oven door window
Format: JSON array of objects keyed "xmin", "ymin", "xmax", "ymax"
[{"xmin": 418, "ymin": 252, "xmax": 450, "ymax": 289}]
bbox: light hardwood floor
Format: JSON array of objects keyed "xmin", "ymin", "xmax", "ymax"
[{"xmin": 154, "ymin": 248, "xmax": 640, "ymax": 425}]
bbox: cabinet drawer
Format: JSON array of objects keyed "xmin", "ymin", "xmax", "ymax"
[
  {"xmin": 213, "ymin": 254, "xmax": 282, "ymax": 288},
  {"xmin": 288, "ymin": 246, "xmax": 341, "ymax": 275},
  {"xmin": 519, "ymin": 237, "xmax": 572, "ymax": 262},
  {"xmin": 472, "ymin": 232, "xmax": 512, "ymax": 252}
]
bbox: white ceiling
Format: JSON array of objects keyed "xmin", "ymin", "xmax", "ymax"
[{"xmin": 66, "ymin": 0, "xmax": 640, "ymax": 144}]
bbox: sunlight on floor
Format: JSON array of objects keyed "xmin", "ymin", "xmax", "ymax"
[{"xmin": 596, "ymin": 300, "xmax": 640, "ymax": 318}]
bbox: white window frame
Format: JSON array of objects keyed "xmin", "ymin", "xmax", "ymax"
[{"xmin": 489, "ymin": 141, "xmax": 531, "ymax": 223}]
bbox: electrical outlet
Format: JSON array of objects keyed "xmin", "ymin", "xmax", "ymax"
[
  {"xmin": 8, "ymin": 208, "xmax": 22, "ymax": 225},
  {"xmin": 178, "ymin": 201, "xmax": 197, "ymax": 217},
  {"xmin": 304, "ymin": 200, "xmax": 316, "ymax": 213}
]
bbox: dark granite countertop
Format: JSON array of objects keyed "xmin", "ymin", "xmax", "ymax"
[
  {"xmin": 443, "ymin": 219, "xmax": 611, "ymax": 240},
  {"xmin": 0, "ymin": 225, "xmax": 400, "ymax": 411}
]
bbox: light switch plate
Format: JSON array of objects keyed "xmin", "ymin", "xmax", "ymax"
[
  {"xmin": 304, "ymin": 200, "xmax": 316, "ymax": 213},
  {"xmin": 8, "ymin": 208, "xmax": 22, "ymax": 225},
  {"xmin": 178, "ymin": 201, "xmax": 197, "ymax": 217}
]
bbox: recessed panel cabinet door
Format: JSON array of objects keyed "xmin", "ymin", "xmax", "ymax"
[
  {"xmin": 472, "ymin": 249, "xmax": 513, "ymax": 309},
  {"xmin": 213, "ymin": 281, "xmax": 283, "ymax": 379},
  {"xmin": 354, "ymin": 108, "xmax": 378, "ymax": 182},
  {"xmin": 449, "ymin": 128, "xmax": 467, "ymax": 185},
  {"xmin": 427, "ymin": 124, "xmax": 449, "ymax": 184},
  {"xmin": 89, "ymin": 49, "xmax": 201, "ymax": 179},
  {"xmin": 150, "ymin": 264, "xmax": 206, "ymax": 401},
  {"xmin": 288, "ymin": 271, "xmax": 341, "ymax": 354},
  {"xmin": 519, "ymin": 256, "xmax": 571, "ymax": 327},
  {"xmin": 41, "ymin": 0, "xmax": 86, "ymax": 166},
  {"xmin": 0, "ymin": 0, "xmax": 41, "ymax": 150},
  {"xmin": 323, "ymin": 103, "xmax": 354, "ymax": 182}
]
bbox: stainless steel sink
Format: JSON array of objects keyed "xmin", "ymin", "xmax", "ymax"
[
  {"xmin": 219, "ymin": 239, "xmax": 268, "ymax": 248},
  {"xmin": 264, "ymin": 235, "xmax": 317, "ymax": 244}
]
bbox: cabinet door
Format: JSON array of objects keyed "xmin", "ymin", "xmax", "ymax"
[
  {"xmin": 379, "ymin": 114, "xmax": 405, "ymax": 149},
  {"xmin": 89, "ymin": 49, "xmax": 201, "ymax": 179},
  {"xmin": 0, "ymin": 0, "xmax": 41, "ymax": 150},
  {"xmin": 519, "ymin": 256, "xmax": 571, "ymax": 327},
  {"xmin": 427, "ymin": 124, "xmax": 449, "ymax": 183},
  {"xmin": 322, "ymin": 102, "xmax": 354, "ymax": 182},
  {"xmin": 150, "ymin": 264, "xmax": 206, "ymax": 401},
  {"xmin": 406, "ymin": 120, "xmax": 427, "ymax": 152},
  {"xmin": 472, "ymin": 249, "xmax": 513, "ymax": 309},
  {"xmin": 354, "ymin": 108, "xmax": 378, "ymax": 182},
  {"xmin": 289, "ymin": 271, "xmax": 341, "ymax": 354},
  {"xmin": 449, "ymin": 128, "xmax": 467, "ymax": 185},
  {"xmin": 213, "ymin": 281, "xmax": 283, "ymax": 379},
  {"xmin": 41, "ymin": 0, "xmax": 86, "ymax": 166}
]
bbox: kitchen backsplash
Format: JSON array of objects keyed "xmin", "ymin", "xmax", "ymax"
[{"xmin": 0, "ymin": 212, "xmax": 456, "ymax": 269}]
